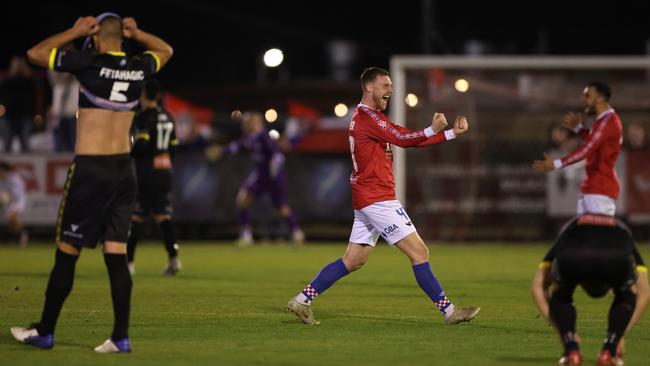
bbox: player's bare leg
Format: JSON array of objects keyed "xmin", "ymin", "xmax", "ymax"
[
  {"xmin": 395, "ymin": 232, "xmax": 480, "ymax": 324},
  {"xmin": 288, "ymin": 243, "xmax": 372, "ymax": 324}
]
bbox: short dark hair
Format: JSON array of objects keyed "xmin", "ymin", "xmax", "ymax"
[
  {"xmin": 97, "ymin": 16, "xmax": 123, "ymax": 41},
  {"xmin": 587, "ymin": 81, "xmax": 611, "ymax": 101},
  {"xmin": 144, "ymin": 79, "xmax": 162, "ymax": 101},
  {"xmin": 360, "ymin": 67, "xmax": 389, "ymax": 89}
]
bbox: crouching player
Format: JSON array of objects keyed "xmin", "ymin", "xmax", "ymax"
[{"xmin": 532, "ymin": 215, "xmax": 649, "ymax": 365}]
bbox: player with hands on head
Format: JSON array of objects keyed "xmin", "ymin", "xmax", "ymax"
[{"xmin": 12, "ymin": 13, "xmax": 172, "ymax": 353}]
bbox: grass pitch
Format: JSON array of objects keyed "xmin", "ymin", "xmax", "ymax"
[{"xmin": 1, "ymin": 242, "xmax": 649, "ymax": 365}]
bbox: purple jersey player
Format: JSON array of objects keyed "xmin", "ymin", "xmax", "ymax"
[{"xmin": 220, "ymin": 111, "xmax": 303, "ymax": 245}]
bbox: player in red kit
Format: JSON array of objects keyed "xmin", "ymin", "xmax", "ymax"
[
  {"xmin": 287, "ymin": 67, "xmax": 480, "ymax": 325},
  {"xmin": 534, "ymin": 81, "xmax": 622, "ymax": 216}
]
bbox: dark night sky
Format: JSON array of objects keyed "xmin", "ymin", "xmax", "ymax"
[{"xmin": 3, "ymin": 0, "xmax": 650, "ymax": 89}]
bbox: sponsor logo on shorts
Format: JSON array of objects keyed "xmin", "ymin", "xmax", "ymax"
[
  {"xmin": 382, "ymin": 224, "xmax": 400, "ymax": 237},
  {"xmin": 63, "ymin": 224, "xmax": 83, "ymax": 239}
]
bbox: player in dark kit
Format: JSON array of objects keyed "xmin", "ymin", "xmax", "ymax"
[
  {"xmin": 127, "ymin": 79, "xmax": 181, "ymax": 276},
  {"xmin": 11, "ymin": 14, "xmax": 172, "ymax": 353},
  {"xmin": 532, "ymin": 215, "xmax": 649, "ymax": 366}
]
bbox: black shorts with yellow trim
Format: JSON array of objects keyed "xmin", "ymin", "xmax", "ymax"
[
  {"xmin": 57, "ymin": 154, "xmax": 136, "ymax": 248},
  {"xmin": 550, "ymin": 245, "xmax": 637, "ymax": 295}
]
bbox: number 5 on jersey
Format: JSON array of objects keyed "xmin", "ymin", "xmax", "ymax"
[{"xmin": 110, "ymin": 81, "xmax": 130, "ymax": 102}]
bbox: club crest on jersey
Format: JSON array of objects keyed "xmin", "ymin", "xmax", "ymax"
[{"xmin": 378, "ymin": 120, "xmax": 387, "ymax": 129}]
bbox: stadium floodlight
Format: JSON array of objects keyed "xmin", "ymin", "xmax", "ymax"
[
  {"xmin": 455, "ymin": 78, "xmax": 470, "ymax": 92},
  {"xmin": 265, "ymin": 108, "xmax": 278, "ymax": 123},
  {"xmin": 263, "ymin": 48, "xmax": 284, "ymax": 68},
  {"xmin": 405, "ymin": 93, "xmax": 419, "ymax": 107},
  {"xmin": 334, "ymin": 103, "xmax": 348, "ymax": 117}
]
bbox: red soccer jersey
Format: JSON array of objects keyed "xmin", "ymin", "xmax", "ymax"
[
  {"xmin": 348, "ymin": 104, "xmax": 447, "ymax": 209},
  {"xmin": 560, "ymin": 109, "xmax": 622, "ymax": 199}
]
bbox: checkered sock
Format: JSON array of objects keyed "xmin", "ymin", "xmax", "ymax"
[
  {"xmin": 412, "ymin": 262, "xmax": 454, "ymax": 317},
  {"xmin": 296, "ymin": 258, "xmax": 349, "ymax": 304}
]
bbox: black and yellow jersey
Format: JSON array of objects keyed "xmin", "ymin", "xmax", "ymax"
[
  {"xmin": 539, "ymin": 215, "xmax": 646, "ymax": 271},
  {"xmin": 48, "ymin": 48, "xmax": 160, "ymax": 111},
  {"xmin": 131, "ymin": 105, "xmax": 178, "ymax": 159}
]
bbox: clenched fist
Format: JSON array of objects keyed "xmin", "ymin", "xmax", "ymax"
[
  {"xmin": 431, "ymin": 113, "xmax": 448, "ymax": 134},
  {"xmin": 453, "ymin": 116, "xmax": 469, "ymax": 136}
]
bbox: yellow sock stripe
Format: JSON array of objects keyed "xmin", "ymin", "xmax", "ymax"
[
  {"xmin": 55, "ymin": 163, "xmax": 76, "ymax": 242},
  {"xmin": 49, "ymin": 48, "xmax": 58, "ymax": 70},
  {"xmin": 538, "ymin": 261, "xmax": 551, "ymax": 269},
  {"xmin": 637, "ymin": 265, "xmax": 648, "ymax": 273},
  {"xmin": 143, "ymin": 51, "xmax": 161, "ymax": 72}
]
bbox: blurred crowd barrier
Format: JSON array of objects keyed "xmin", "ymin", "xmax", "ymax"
[{"xmin": 2, "ymin": 147, "xmax": 649, "ymax": 241}]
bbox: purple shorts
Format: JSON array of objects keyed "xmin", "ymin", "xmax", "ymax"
[{"xmin": 241, "ymin": 170, "xmax": 288, "ymax": 209}]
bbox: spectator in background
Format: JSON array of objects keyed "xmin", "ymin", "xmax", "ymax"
[
  {"xmin": 547, "ymin": 122, "xmax": 579, "ymax": 156},
  {"xmin": 0, "ymin": 56, "xmax": 39, "ymax": 153},
  {"xmin": 624, "ymin": 122, "xmax": 650, "ymax": 241},
  {"xmin": 625, "ymin": 122, "xmax": 648, "ymax": 151},
  {"xmin": 48, "ymin": 45, "xmax": 79, "ymax": 152},
  {"xmin": 544, "ymin": 122, "xmax": 583, "ymax": 195},
  {"xmin": 0, "ymin": 161, "xmax": 28, "ymax": 246}
]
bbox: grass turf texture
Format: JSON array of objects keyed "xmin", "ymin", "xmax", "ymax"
[{"xmin": 1, "ymin": 242, "xmax": 649, "ymax": 365}]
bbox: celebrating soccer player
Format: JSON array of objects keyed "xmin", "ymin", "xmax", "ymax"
[
  {"xmin": 533, "ymin": 82, "xmax": 622, "ymax": 216},
  {"xmin": 287, "ymin": 67, "xmax": 480, "ymax": 325}
]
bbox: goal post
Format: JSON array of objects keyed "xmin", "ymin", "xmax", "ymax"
[{"xmin": 389, "ymin": 56, "xmax": 650, "ymax": 240}]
